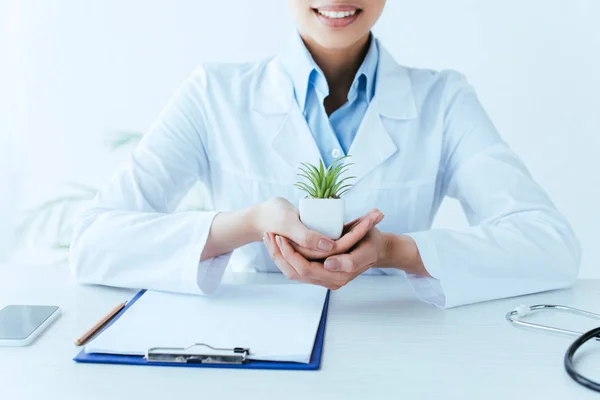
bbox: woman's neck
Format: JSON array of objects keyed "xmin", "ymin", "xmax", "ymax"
[{"xmin": 301, "ymin": 33, "xmax": 371, "ymax": 114}]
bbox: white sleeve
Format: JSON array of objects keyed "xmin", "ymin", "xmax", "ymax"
[
  {"xmin": 69, "ymin": 69, "xmax": 230, "ymax": 294},
  {"xmin": 405, "ymin": 71, "xmax": 581, "ymax": 308}
]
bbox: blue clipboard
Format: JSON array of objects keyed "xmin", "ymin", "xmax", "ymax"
[{"xmin": 74, "ymin": 289, "xmax": 330, "ymax": 371}]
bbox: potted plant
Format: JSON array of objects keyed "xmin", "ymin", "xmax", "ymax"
[{"xmin": 294, "ymin": 157, "xmax": 355, "ymax": 240}]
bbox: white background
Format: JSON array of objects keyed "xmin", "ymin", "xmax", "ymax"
[{"xmin": 1, "ymin": 0, "xmax": 599, "ymax": 276}]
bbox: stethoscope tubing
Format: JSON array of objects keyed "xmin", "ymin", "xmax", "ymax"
[
  {"xmin": 506, "ymin": 304, "xmax": 600, "ymax": 393},
  {"xmin": 564, "ymin": 327, "xmax": 600, "ymax": 392}
]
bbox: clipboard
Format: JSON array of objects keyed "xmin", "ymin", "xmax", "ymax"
[{"xmin": 74, "ymin": 289, "xmax": 330, "ymax": 371}]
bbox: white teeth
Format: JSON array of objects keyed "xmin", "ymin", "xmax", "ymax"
[{"xmin": 318, "ymin": 9, "xmax": 357, "ymax": 19}]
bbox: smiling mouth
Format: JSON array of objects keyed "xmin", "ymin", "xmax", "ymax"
[{"xmin": 312, "ymin": 6, "xmax": 362, "ymax": 28}]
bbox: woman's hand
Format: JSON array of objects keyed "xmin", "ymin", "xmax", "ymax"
[
  {"xmin": 322, "ymin": 227, "xmax": 385, "ymax": 273},
  {"xmin": 202, "ymin": 196, "xmax": 347, "ymax": 261},
  {"xmin": 292, "ymin": 209, "xmax": 384, "ymax": 260},
  {"xmin": 263, "ymin": 228, "xmax": 388, "ymax": 290},
  {"xmin": 251, "ymin": 197, "xmax": 336, "ymax": 253}
]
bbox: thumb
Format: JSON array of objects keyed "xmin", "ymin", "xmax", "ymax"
[
  {"xmin": 324, "ymin": 241, "xmax": 375, "ymax": 273},
  {"xmin": 288, "ymin": 220, "xmax": 335, "ymax": 252}
]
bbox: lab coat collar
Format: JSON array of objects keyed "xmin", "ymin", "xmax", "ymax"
[
  {"xmin": 253, "ymin": 39, "xmax": 417, "ymax": 184},
  {"xmin": 252, "ymin": 38, "xmax": 417, "ymax": 120},
  {"xmin": 375, "ymin": 43, "xmax": 418, "ymax": 120},
  {"xmin": 278, "ymin": 31, "xmax": 379, "ymax": 111},
  {"xmin": 278, "ymin": 31, "xmax": 322, "ymax": 111}
]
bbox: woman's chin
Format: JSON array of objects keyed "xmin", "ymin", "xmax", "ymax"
[{"xmin": 307, "ymin": 30, "xmax": 366, "ymax": 51}]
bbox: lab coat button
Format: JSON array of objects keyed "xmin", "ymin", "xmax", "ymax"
[{"xmin": 331, "ymin": 149, "xmax": 343, "ymax": 159}]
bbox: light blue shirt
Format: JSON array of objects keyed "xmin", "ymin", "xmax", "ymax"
[{"xmin": 280, "ymin": 32, "xmax": 379, "ymax": 167}]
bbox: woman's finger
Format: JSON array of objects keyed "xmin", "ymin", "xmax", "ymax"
[
  {"xmin": 324, "ymin": 239, "xmax": 378, "ymax": 273},
  {"xmin": 287, "ymin": 220, "xmax": 335, "ymax": 252},
  {"xmin": 289, "ymin": 239, "xmax": 341, "ymax": 261},
  {"xmin": 263, "ymin": 233, "xmax": 299, "ymax": 280},
  {"xmin": 335, "ymin": 211, "xmax": 383, "ymax": 252},
  {"xmin": 341, "ymin": 209, "xmax": 379, "ymax": 234},
  {"xmin": 276, "ymin": 236, "xmax": 347, "ymax": 284},
  {"xmin": 343, "ymin": 209, "xmax": 383, "ymax": 235},
  {"xmin": 287, "ymin": 210, "xmax": 384, "ymax": 261},
  {"xmin": 275, "ymin": 235, "xmax": 319, "ymax": 277},
  {"xmin": 265, "ymin": 234, "xmax": 341, "ymax": 289}
]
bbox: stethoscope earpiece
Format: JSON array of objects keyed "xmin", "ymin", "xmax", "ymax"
[{"xmin": 514, "ymin": 304, "xmax": 531, "ymax": 318}]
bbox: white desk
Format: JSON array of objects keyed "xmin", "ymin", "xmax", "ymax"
[{"xmin": 1, "ymin": 263, "xmax": 600, "ymax": 400}]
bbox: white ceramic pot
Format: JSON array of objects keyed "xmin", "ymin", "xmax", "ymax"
[{"xmin": 299, "ymin": 198, "xmax": 345, "ymax": 240}]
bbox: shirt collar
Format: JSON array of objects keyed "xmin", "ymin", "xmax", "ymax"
[{"xmin": 279, "ymin": 31, "xmax": 379, "ymax": 111}]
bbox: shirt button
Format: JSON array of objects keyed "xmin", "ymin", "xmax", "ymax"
[{"xmin": 331, "ymin": 149, "xmax": 343, "ymax": 159}]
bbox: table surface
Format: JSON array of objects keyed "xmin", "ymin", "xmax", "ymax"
[{"xmin": 2, "ymin": 263, "xmax": 600, "ymax": 400}]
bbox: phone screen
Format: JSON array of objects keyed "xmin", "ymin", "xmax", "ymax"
[{"xmin": 0, "ymin": 305, "xmax": 59, "ymax": 340}]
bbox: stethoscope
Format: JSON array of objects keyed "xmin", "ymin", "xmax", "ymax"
[{"xmin": 506, "ymin": 304, "xmax": 600, "ymax": 392}]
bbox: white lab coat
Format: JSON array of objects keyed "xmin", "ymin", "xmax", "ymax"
[{"xmin": 69, "ymin": 40, "xmax": 581, "ymax": 308}]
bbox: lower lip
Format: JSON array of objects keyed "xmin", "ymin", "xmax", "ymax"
[{"xmin": 313, "ymin": 10, "xmax": 361, "ymax": 28}]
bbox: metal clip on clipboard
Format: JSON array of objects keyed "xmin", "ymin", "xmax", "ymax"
[{"xmin": 145, "ymin": 343, "xmax": 250, "ymax": 364}]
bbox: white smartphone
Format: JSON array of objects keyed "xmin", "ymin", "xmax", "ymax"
[{"xmin": 0, "ymin": 305, "xmax": 61, "ymax": 346}]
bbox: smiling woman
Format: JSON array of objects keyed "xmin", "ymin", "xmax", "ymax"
[
  {"xmin": 290, "ymin": 0, "xmax": 385, "ymax": 49},
  {"xmin": 68, "ymin": 0, "xmax": 580, "ymax": 309}
]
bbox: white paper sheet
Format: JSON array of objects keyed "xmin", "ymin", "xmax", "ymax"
[{"xmin": 85, "ymin": 284, "xmax": 328, "ymax": 363}]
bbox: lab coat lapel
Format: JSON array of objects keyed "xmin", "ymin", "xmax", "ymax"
[
  {"xmin": 347, "ymin": 42, "xmax": 419, "ymax": 188},
  {"xmin": 347, "ymin": 102, "xmax": 398, "ymax": 188},
  {"xmin": 272, "ymin": 106, "xmax": 323, "ymax": 170},
  {"xmin": 251, "ymin": 57, "xmax": 322, "ymax": 171},
  {"xmin": 251, "ymin": 42, "xmax": 418, "ymax": 180}
]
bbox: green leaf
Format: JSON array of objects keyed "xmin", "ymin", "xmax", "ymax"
[
  {"xmin": 298, "ymin": 163, "xmax": 318, "ymax": 177},
  {"xmin": 325, "ymin": 164, "xmax": 342, "ymax": 188},
  {"xmin": 301, "ymin": 162, "xmax": 321, "ymax": 188},
  {"xmin": 297, "ymin": 166, "xmax": 313, "ymax": 181},
  {"xmin": 324, "ymin": 164, "xmax": 335, "ymax": 186},
  {"xmin": 319, "ymin": 159, "xmax": 325, "ymax": 180},
  {"xmin": 324, "ymin": 161, "xmax": 335, "ymax": 176},
  {"xmin": 329, "ymin": 156, "xmax": 350, "ymax": 177},
  {"xmin": 316, "ymin": 161, "xmax": 325, "ymax": 194},
  {"xmin": 331, "ymin": 176, "xmax": 356, "ymax": 195},
  {"xmin": 332, "ymin": 163, "xmax": 354, "ymax": 183},
  {"xmin": 297, "ymin": 165, "xmax": 320, "ymax": 189},
  {"xmin": 332, "ymin": 155, "xmax": 349, "ymax": 168},
  {"xmin": 294, "ymin": 182, "xmax": 311, "ymax": 193},
  {"xmin": 333, "ymin": 184, "xmax": 353, "ymax": 197},
  {"xmin": 297, "ymin": 158, "xmax": 355, "ymax": 198},
  {"xmin": 337, "ymin": 188, "xmax": 351, "ymax": 197},
  {"xmin": 301, "ymin": 162, "xmax": 320, "ymax": 178},
  {"xmin": 335, "ymin": 162, "xmax": 354, "ymax": 176},
  {"xmin": 325, "ymin": 174, "xmax": 334, "ymax": 192},
  {"xmin": 319, "ymin": 173, "xmax": 329, "ymax": 197},
  {"xmin": 297, "ymin": 172, "xmax": 319, "ymax": 191},
  {"xmin": 325, "ymin": 154, "xmax": 347, "ymax": 173},
  {"xmin": 294, "ymin": 182, "xmax": 318, "ymax": 197}
]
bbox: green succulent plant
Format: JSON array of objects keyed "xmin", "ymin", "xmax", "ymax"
[{"xmin": 294, "ymin": 156, "xmax": 355, "ymax": 199}]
